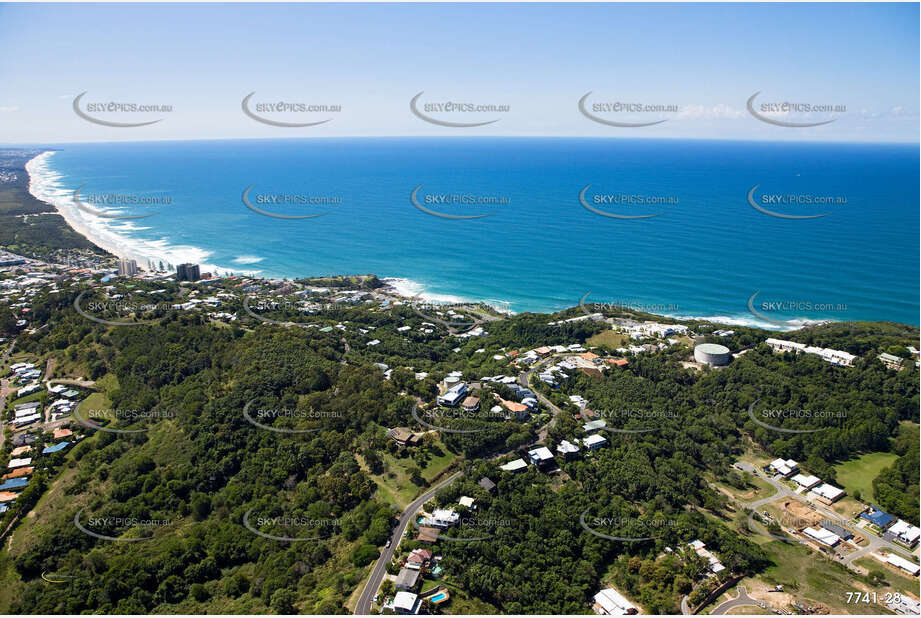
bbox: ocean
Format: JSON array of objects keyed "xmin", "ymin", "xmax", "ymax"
[{"xmin": 27, "ymin": 138, "xmax": 919, "ymax": 327}]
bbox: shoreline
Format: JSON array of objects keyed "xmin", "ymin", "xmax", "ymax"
[{"xmin": 24, "ymin": 150, "xmax": 835, "ymax": 332}]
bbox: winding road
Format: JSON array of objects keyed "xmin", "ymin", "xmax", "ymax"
[{"xmin": 354, "ymin": 471, "xmax": 463, "ymax": 615}]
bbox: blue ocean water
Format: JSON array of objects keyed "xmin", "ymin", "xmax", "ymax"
[{"xmin": 30, "ymin": 138, "xmax": 919, "ymax": 327}]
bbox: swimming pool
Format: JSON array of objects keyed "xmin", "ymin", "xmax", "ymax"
[{"xmin": 430, "ymin": 593, "xmax": 447, "ymax": 603}]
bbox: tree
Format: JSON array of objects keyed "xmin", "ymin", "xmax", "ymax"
[{"xmin": 270, "ymin": 588, "xmax": 297, "ymax": 614}]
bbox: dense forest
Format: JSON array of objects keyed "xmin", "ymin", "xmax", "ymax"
[{"xmin": 0, "ymin": 279, "xmax": 917, "ymax": 614}]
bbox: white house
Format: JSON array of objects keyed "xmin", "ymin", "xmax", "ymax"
[
  {"xmin": 791, "ymin": 473, "xmax": 821, "ymax": 490},
  {"xmin": 808, "ymin": 483, "xmax": 845, "ymax": 505},
  {"xmin": 769, "ymin": 458, "xmax": 798, "ymax": 477},
  {"xmin": 583, "ymin": 434, "xmax": 608, "ymax": 451},
  {"xmin": 592, "ymin": 588, "xmax": 638, "ymax": 615}
]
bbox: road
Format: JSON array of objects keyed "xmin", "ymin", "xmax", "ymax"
[
  {"xmin": 354, "ymin": 470, "xmax": 463, "ymax": 615},
  {"xmin": 0, "ymin": 338, "xmax": 18, "ymax": 450},
  {"xmin": 735, "ymin": 462, "xmax": 920, "ymax": 568},
  {"xmin": 711, "ymin": 585, "xmax": 760, "ymax": 615},
  {"xmin": 518, "ymin": 355, "xmax": 566, "ymax": 442}
]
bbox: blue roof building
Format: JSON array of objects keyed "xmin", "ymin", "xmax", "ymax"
[
  {"xmin": 41, "ymin": 442, "xmax": 70, "ymax": 454},
  {"xmin": 860, "ymin": 506, "xmax": 895, "ymax": 529},
  {"xmin": 0, "ymin": 478, "xmax": 29, "ymax": 491}
]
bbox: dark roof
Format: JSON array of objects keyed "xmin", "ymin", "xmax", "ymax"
[
  {"xmin": 396, "ymin": 568, "xmax": 420, "ymax": 589},
  {"xmin": 478, "ymin": 477, "xmax": 496, "ymax": 492},
  {"xmin": 820, "ymin": 520, "xmax": 853, "ymax": 539}
]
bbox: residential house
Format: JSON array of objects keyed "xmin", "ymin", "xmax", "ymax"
[
  {"xmin": 860, "ymin": 506, "xmax": 896, "ymax": 530},
  {"xmin": 500, "ymin": 458, "xmax": 528, "ymax": 473},
  {"xmin": 808, "ymin": 483, "xmax": 845, "ymax": 505},
  {"xmin": 769, "ymin": 458, "xmax": 799, "ymax": 477},
  {"xmin": 583, "ymin": 434, "xmax": 607, "ymax": 451},
  {"xmin": 395, "ymin": 567, "xmax": 420, "ymax": 591},
  {"xmin": 478, "ymin": 477, "xmax": 496, "ymax": 492},
  {"xmin": 527, "ymin": 446, "xmax": 555, "ymax": 469},
  {"xmin": 791, "ymin": 473, "xmax": 821, "ymax": 490},
  {"xmin": 437, "ymin": 382, "xmax": 468, "ymax": 407},
  {"xmin": 592, "ymin": 588, "xmax": 638, "ymax": 615},
  {"xmin": 884, "ymin": 520, "xmax": 921, "ymax": 548}
]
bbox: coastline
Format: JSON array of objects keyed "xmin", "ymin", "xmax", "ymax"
[
  {"xmin": 26, "ymin": 151, "xmax": 230, "ymax": 276},
  {"xmin": 24, "ymin": 150, "xmax": 829, "ymax": 331}
]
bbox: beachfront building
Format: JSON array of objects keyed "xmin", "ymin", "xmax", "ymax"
[
  {"xmin": 176, "ymin": 263, "xmax": 200, "ymax": 282},
  {"xmin": 118, "ymin": 259, "xmax": 138, "ymax": 277}
]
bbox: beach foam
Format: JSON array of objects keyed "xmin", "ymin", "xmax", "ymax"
[{"xmin": 26, "ymin": 151, "xmax": 236, "ymax": 276}]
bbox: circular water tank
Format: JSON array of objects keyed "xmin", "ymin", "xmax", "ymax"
[{"xmin": 694, "ymin": 343, "xmax": 731, "ymax": 366}]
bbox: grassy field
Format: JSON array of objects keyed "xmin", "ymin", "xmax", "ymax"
[
  {"xmin": 586, "ymin": 330, "xmax": 630, "ymax": 350},
  {"xmin": 362, "ymin": 441, "xmax": 458, "ymax": 510},
  {"xmin": 713, "ymin": 474, "xmax": 777, "ymax": 503},
  {"xmin": 835, "ymin": 452, "xmax": 899, "ymax": 502},
  {"xmin": 738, "ymin": 540, "xmax": 895, "ymax": 614},
  {"xmin": 854, "ymin": 558, "xmax": 921, "ymax": 597}
]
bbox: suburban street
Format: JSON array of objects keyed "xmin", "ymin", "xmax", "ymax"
[
  {"xmin": 735, "ymin": 462, "xmax": 920, "ymax": 569},
  {"xmin": 354, "ymin": 470, "xmax": 463, "ymax": 615},
  {"xmin": 710, "ymin": 585, "xmax": 761, "ymax": 615}
]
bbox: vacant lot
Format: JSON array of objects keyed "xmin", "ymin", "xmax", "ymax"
[{"xmin": 834, "ymin": 452, "xmax": 899, "ymax": 501}]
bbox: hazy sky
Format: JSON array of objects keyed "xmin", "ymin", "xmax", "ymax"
[{"xmin": 0, "ymin": 2, "xmax": 917, "ymax": 143}]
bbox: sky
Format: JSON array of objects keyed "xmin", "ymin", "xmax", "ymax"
[{"xmin": 0, "ymin": 2, "xmax": 918, "ymax": 144}]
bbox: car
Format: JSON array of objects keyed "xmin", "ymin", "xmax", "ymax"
[{"xmin": 385, "ymin": 538, "xmax": 392, "ymax": 548}]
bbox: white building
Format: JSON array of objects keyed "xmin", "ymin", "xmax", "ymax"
[
  {"xmin": 808, "ymin": 483, "xmax": 845, "ymax": 504},
  {"xmin": 791, "ymin": 473, "xmax": 821, "ymax": 490},
  {"xmin": 803, "ymin": 526, "xmax": 841, "ymax": 547},
  {"xmin": 886, "ymin": 520, "xmax": 921, "ymax": 548},
  {"xmin": 769, "ymin": 458, "xmax": 799, "ymax": 477},
  {"xmin": 500, "ymin": 458, "xmax": 528, "ymax": 473},
  {"xmin": 593, "ymin": 588, "xmax": 638, "ymax": 615}
]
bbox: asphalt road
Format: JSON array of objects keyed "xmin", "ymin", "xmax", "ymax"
[
  {"xmin": 354, "ymin": 470, "xmax": 463, "ymax": 615},
  {"xmin": 711, "ymin": 585, "xmax": 760, "ymax": 615},
  {"xmin": 735, "ymin": 462, "xmax": 920, "ymax": 568}
]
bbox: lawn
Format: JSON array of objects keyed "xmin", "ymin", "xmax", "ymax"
[
  {"xmin": 586, "ymin": 330, "xmax": 629, "ymax": 350},
  {"xmin": 834, "ymin": 452, "xmax": 898, "ymax": 502},
  {"xmin": 854, "ymin": 557, "xmax": 921, "ymax": 597},
  {"xmin": 714, "ymin": 474, "xmax": 777, "ymax": 503},
  {"xmin": 363, "ymin": 441, "xmax": 459, "ymax": 510},
  {"xmin": 739, "ymin": 540, "xmax": 894, "ymax": 614}
]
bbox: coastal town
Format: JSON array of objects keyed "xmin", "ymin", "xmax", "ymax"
[{"xmin": 0, "ymin": 245, "xmax": 918, "ymax": 616}]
